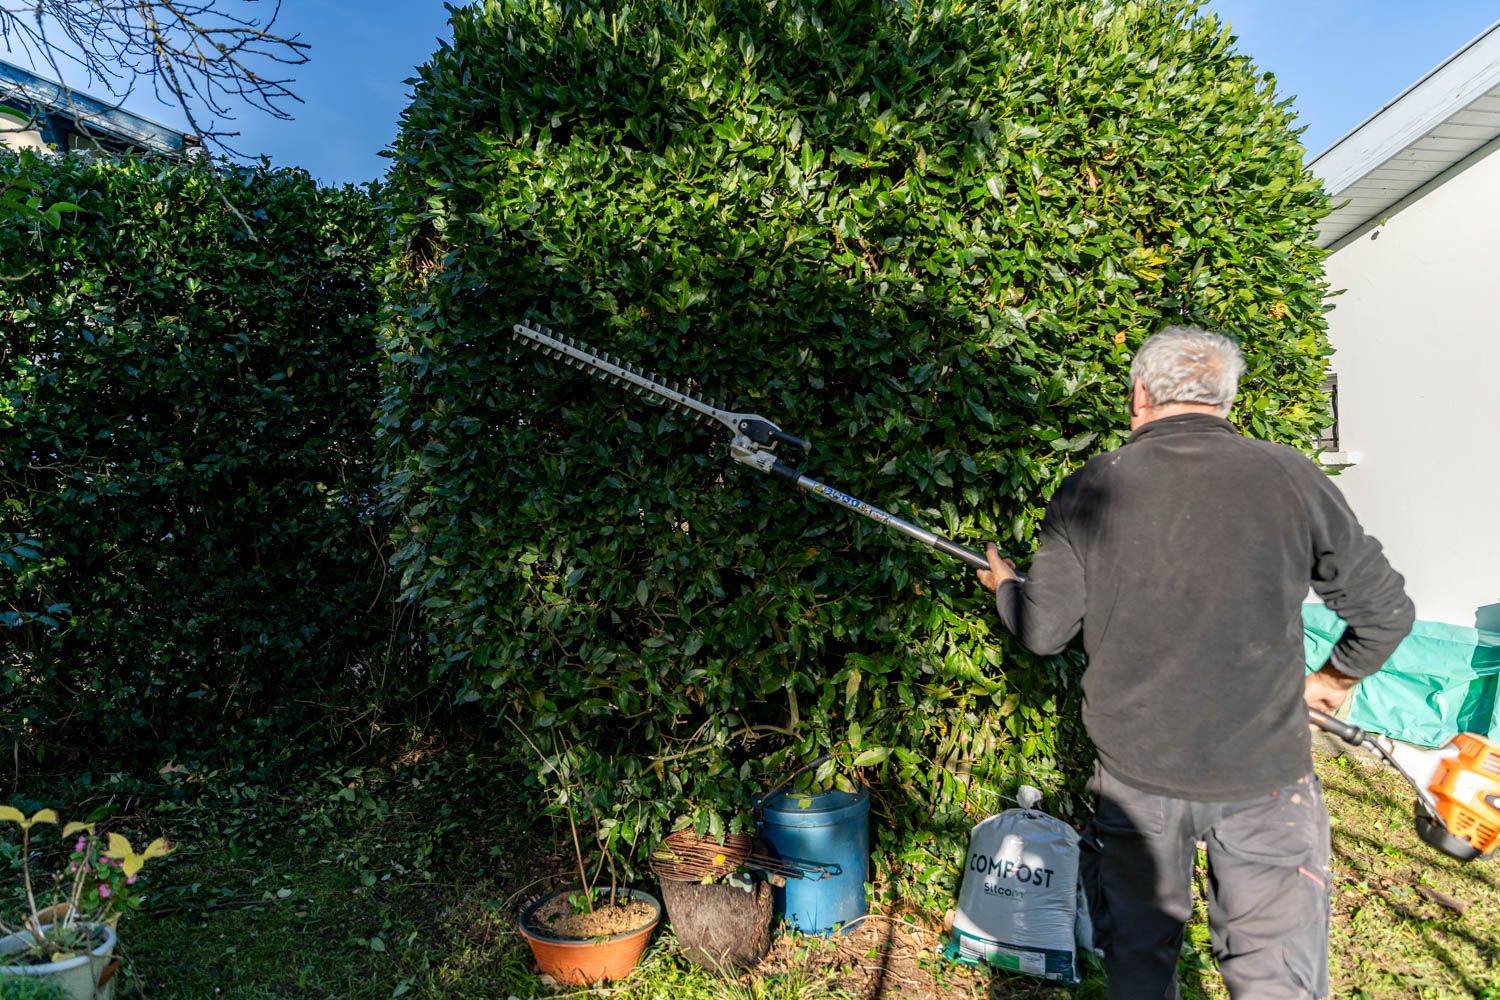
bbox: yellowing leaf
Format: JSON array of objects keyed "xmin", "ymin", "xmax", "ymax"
[
  {"xmin": 104, "ymin": 833, "xmax": 133, "ymax": 860},
  {"xmin": 62, "ymin": 822, "xmax": 95, "ymax": 838},
  {"xmin": 5, "ymin": 808, "xmax": 59, "ymax": 830},
  {"xmin": 104, "ymin": 833, "xmax": 174, "ymax": 877}
]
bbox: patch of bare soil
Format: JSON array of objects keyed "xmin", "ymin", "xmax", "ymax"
[
  {"xmin": 527, "ymin": 892, "xmax": 657, "ymax": 940},
  {"xmin": 494, "ymin": 832, "xmax": 578, "ymax": 913},
  {"xmin": 759, "ymin": 913, "xmax": 1070, "ymax": 999}
]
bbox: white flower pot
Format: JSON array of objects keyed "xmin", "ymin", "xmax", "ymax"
[{"xmin": 0, "ymin": 923, "xmax": 117, "ymax": 1000}]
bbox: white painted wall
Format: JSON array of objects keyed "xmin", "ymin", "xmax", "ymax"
[
  {"xmin": 1322, "ymin": 147, "xmax": 1500, "ymax": 631},
  {"xmin": 0, "ymin": 110, "xmax": 45, "ymax": 152}
]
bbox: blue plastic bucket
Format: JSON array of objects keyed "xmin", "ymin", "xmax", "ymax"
[{"xmin": 756, "ymin": 783, "xmax": 870, "ymax": 935}]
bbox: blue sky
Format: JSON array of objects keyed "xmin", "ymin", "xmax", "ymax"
[
  {"xmin": 6, "ymin": 2, "xmax": 1498, "ymax": 186},
  {"xmin": 1209, "ymin": 1, "xmax": 1498, "ymax": 155}
]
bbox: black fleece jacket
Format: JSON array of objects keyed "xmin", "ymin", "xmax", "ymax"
[{"xmin": 996, "ymin": 413, "xmax": 1414, "ymax": 800}]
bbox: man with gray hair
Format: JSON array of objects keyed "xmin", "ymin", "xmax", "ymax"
[{"xmin": 977, "ymin": 326, "xmax": 1413, "ymax": 999}]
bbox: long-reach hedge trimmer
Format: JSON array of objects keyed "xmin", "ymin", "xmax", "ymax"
[{"xmin": 511, "ymin": 319, "xmax": 991, "ymax": 571}]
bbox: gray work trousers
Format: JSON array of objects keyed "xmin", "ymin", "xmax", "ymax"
[{"xmin": 1081, "ymin": 764, "xmax": 1332, "ymax": 1000}]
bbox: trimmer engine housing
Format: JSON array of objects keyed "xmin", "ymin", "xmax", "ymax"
[{"xmin": 1421, "ymin": 732, "xmax": 1500, "ymax": 860}]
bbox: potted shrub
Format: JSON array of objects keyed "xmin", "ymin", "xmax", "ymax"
[
  {"xmin": 512, "ymin": 732, "xmax": 660, "ymax": 985},
  {"xmin": 517, "ymin": 886, "xmax": 661, "ymax": 986},
  {"xmin": 1, "ymin": 807, "xmax": 173, "ymax": 1000}
]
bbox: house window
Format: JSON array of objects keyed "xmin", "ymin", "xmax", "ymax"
[{"xmin": 1316, "ymin": 374, "xmax": 1339, "ymax": 451}]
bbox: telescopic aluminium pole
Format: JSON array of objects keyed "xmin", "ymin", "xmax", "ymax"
[{"xmin": 738, "ymin": 449, "xmax": 990, "ymax": 571}]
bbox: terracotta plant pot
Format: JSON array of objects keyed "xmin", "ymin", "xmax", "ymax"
[{"xmin": 517, "ymin": 888, "xmax": 660, "ymax": 985}]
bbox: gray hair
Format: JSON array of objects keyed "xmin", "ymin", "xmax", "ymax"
[{"xmin": 1130, "ymin": 326, "xmax": 1245, "ymax": 417}]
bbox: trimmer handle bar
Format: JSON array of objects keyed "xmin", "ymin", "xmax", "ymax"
[{"xmin": 1307, "ymin": 708, "xmax": 1367, "ymax": 747}]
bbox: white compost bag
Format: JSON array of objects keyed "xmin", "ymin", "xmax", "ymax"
[{"xmin": 948, "ymin": 786, "xmax": 1084, "ymax": 983}]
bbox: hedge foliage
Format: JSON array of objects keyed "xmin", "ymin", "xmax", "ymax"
[
  {"xmin": 0, "ymin": 155, "xmax": 413, "ymax": 757},
  {"xmin": 382, "ymin": 0, "xmax": 1332, "ymax": 903}
]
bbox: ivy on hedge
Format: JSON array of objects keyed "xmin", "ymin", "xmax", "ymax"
[
  {"xmin": 0, "ymin": 155, "xmax": 414, "ymax": 758},
  {"xmin": 381, "ymin": 0, "xmax": 1332, "ymax": 906}
]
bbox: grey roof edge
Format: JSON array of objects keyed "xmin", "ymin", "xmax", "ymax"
[
  {"xmin": 1308, "ymin": 17, "xmax": 1500, "ymax": 196},
  {"xmin": 1320, "ymin": 131, "xmax": 1500, "ymax": 253},
  {"xmin": 0, "ymin": 56, "xmax": 195, "ymax": 154}
]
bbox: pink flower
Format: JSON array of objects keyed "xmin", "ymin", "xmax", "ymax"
[
  {"xmin": 126, "ymin": 875, "xmax": 136, "ymax": 885},
  {"xmin": 68, "ymin": 862, "xmax": 78, "ymax": 873},
  {"xmin": 97, "ymin": 885, "xmax": 111, "ymax": 898},
  {"xmin": 74, "ymin": 837, "xmax": 87, "ymax": 852}
]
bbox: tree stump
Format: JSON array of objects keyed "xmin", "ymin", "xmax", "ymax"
[{"xmin": 658, "ymin": 878, "xmax": 773, "ymax": 973}]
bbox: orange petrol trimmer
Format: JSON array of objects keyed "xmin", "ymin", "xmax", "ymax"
[{"xmin": 1310, "ymin": 708, "xmax": 1500, "ymax": 862}]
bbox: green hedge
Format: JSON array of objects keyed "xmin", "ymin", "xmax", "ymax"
[
  {"xmin": 382, "ymin": 0, "xmax": 1331, "ymax": 905},
  {"xmin": 0, "ymin": 155, "xmax": 415, "ymax": 758}
]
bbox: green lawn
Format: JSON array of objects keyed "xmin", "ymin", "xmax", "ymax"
[{"xmin": 43, "ymin": 749, "xmax": 1499, "ymax": 1000}]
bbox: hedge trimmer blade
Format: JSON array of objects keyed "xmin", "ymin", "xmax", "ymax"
[
  {"xmin": 512, "ymin": 318, "xmax": 991, "ymax": 572},
  {"xmin": 512, "ymin": 320, "xmax": 739, "ymax": 434}
]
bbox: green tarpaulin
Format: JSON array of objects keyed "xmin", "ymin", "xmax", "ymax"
[{"xmin": 1303, "ymin": 603, "xmax": 1500, "ymax": 747}]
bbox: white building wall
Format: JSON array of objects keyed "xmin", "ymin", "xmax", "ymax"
[
  {"xmin": 0, "ymin": 109, "xmax": 45, "ymax": 152},
  {"xmin": 1322, "ymin": 148, "xmax": 1500, "ymax": 630}
]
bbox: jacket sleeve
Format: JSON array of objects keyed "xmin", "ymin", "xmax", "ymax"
[
  {"xmin": 995, "ymin": 477, "xmax": 1087, "ymax": 655},
  {"xmin": 1302, "ymin": 466, "xmax": 1415, "ymax": 679}
]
